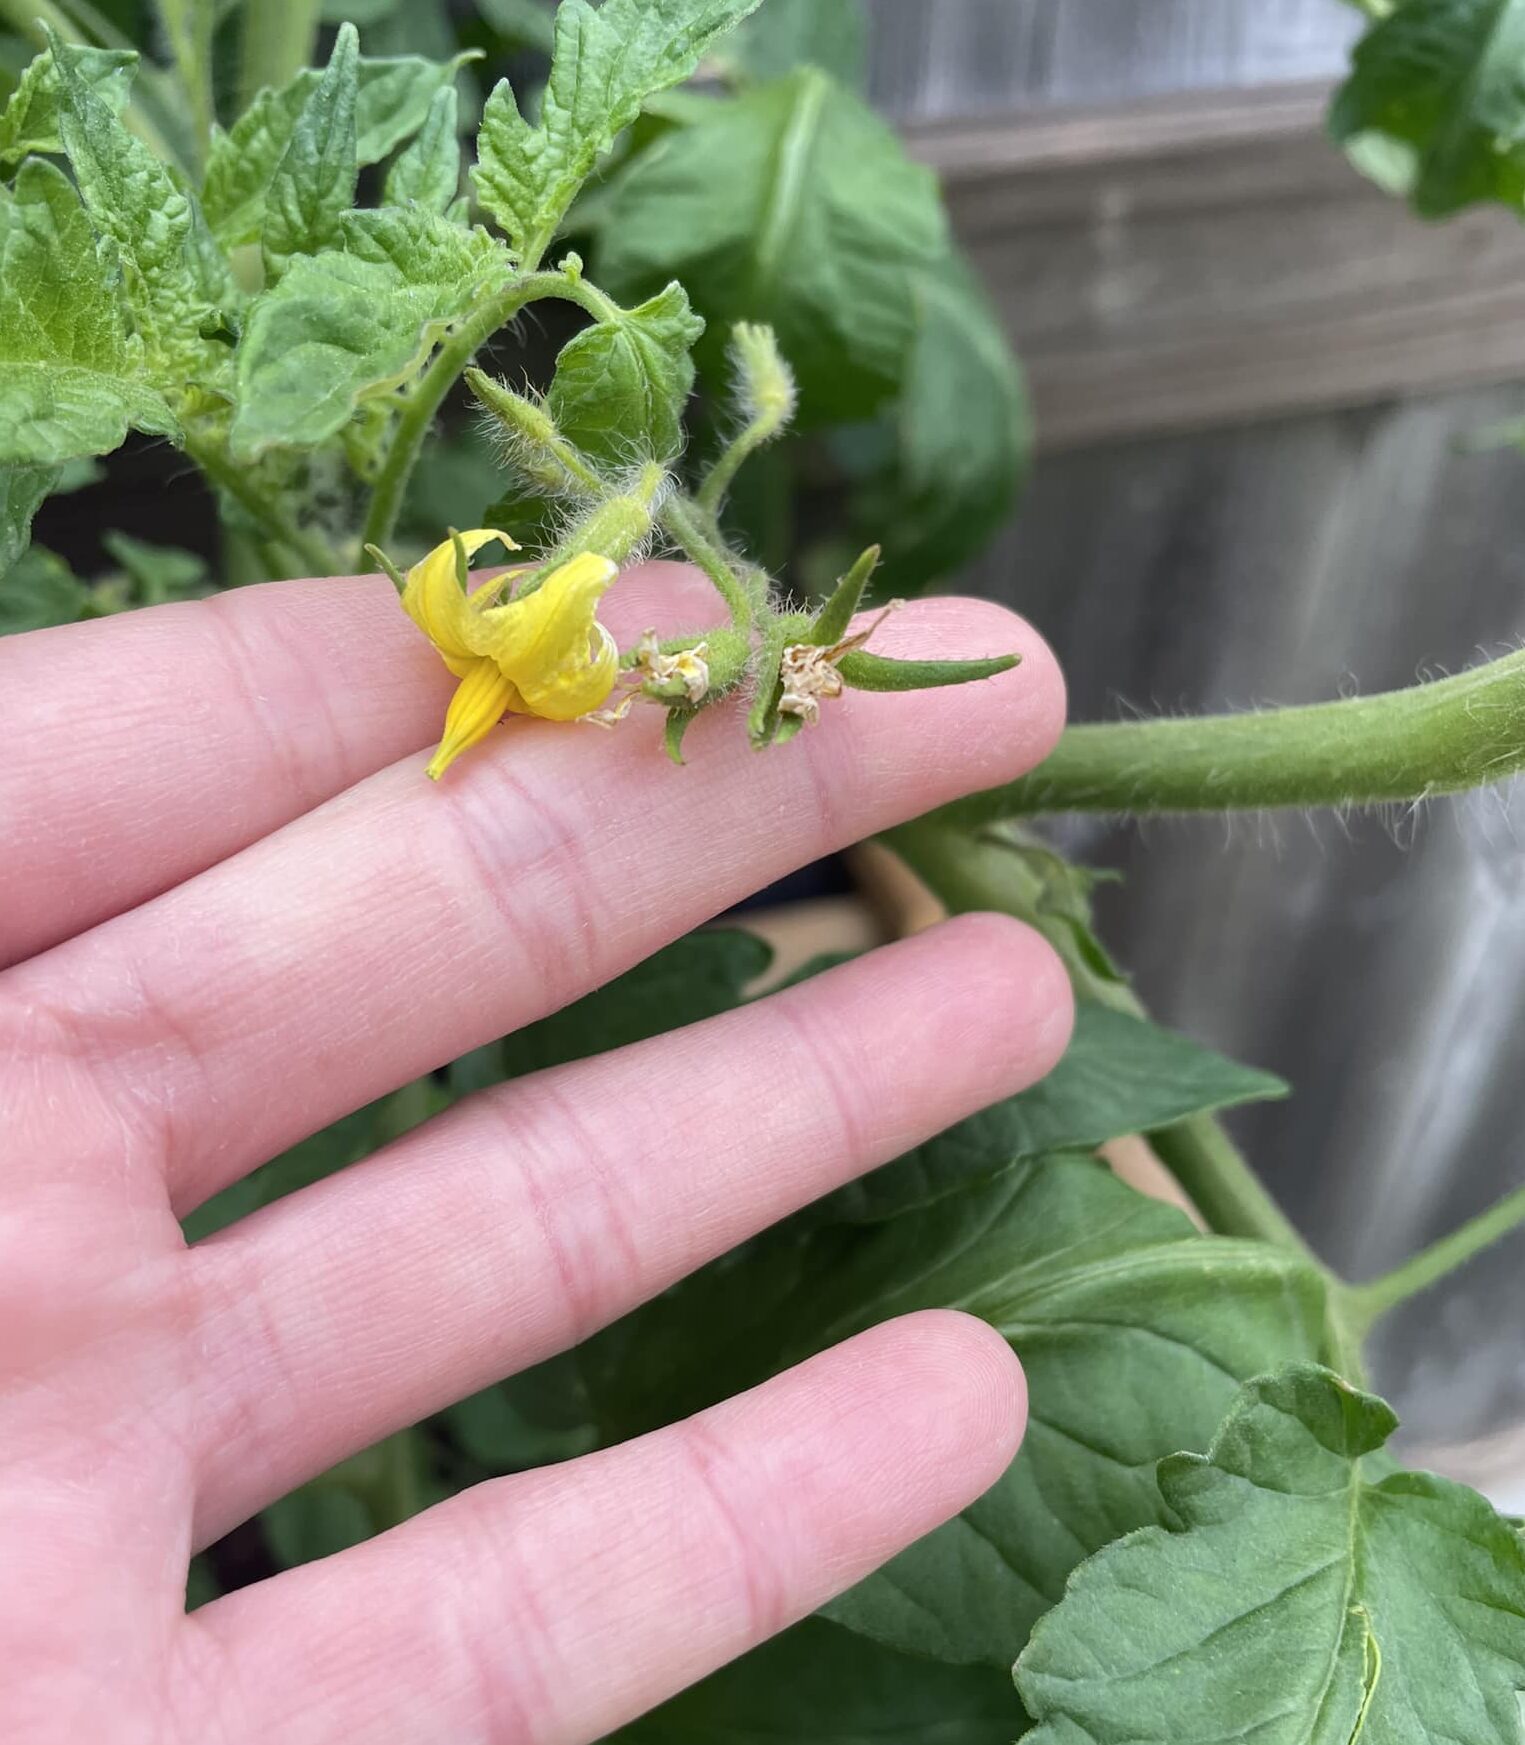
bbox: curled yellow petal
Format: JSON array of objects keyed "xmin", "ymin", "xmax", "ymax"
[
  {"xmin": 478, "ymin": 552, "xmax": 621, "ymax": 722},
  {"xmin": 402, "ymin": 530, "xmax": 520, "ymax": 677},
  {"xmin": 427, "ymin": 656, "xmax": 520, "ymax": 781}
]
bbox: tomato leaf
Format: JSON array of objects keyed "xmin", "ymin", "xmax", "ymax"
[
  {"xmin": 230, "ymin": 207, "xmax": 509, "ymax": 459},
  {"xmin": 262, "ymin": 22, "xmax": 360, "ymax": 280},
  {"xmin": 383, "ymin": 84, "xmax": 462, "ymax": 216},
  {"xmin": 621, "ymin": 1618, "xmax": 1024, "ymax": 1744},
  {"xmin": 1332, "ymin": 0, "xmax": 1525, "ymax": 215},
  {"xmin": 202, "ymin": 50, "xmax": 473, "ymax": 247},
  {"xmin": 582, "ymin": 1157, "xmax": 1339, "ymax": 1673},
  {"xmin": 0, "ymin": 158, "xmax": 178, "ymax": 465},
  {"xmin": 473, "ymin": 0, "xmax": 765, "ymax": 267},
  {"xmin": 819, "ymin": 1004, "xmax": 1285, "ymax": 1224},
  {"xmin": 592, "ymin": 69, "xmax": 948, "ymax": 423},
  {"xmin": 547, "ymin": 281, "xmax": 704, "ymax": 465},
  {"xmin": 0, "ymin": 43, "xmax": 135, "ymax": 164},
  {"xmin": 51, "ymin": 35, "xmax": 229, "ymax": 388},
  {"xmin": 1016, "ymin": 1364, "xmax": 1525, "ymax": 1745}
]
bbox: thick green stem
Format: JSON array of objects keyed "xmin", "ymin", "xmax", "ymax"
[
  {"xmin": 661, "ymin": 494, "xmax": 757, "ymax": 630},
  {"xmin": 885, "ymin": 813, "xmax": 1317, "ymax": 1262},
  {"xmin": 943, "ymin": 650, "xmax": 1525, "ymax": 824},
  {"xmin": 1342, "ymin": 1183, "xmax": 1525, "ymax": 1336},
  {"xmin": 237, "ymin": 0, "xmax": 322, "ymax": 113},
  {"xmin": 186, "ymin": 435, "xmax": 342, "ymax": 578},
  {"xmin": 1145, "ymin": 1116, "xmax": 1308, "ymax": 1254}
]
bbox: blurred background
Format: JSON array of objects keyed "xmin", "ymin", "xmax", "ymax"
[{"xmin": 868, "ymin": 0, "xmax": 1525, "ymax": 1494}]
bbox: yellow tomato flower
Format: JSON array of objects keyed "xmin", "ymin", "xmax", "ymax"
[{"xmin": 399, "ymin": 530, "xmax": 621, "ymax": 780}]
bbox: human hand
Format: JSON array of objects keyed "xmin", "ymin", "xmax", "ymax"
[{"xmin": 0, "ymin": 562, "xmax": 1070, "ymax": 1744}]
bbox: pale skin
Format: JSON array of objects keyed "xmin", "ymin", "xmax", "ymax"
[{"xmin": 0, "ymin": 561, "xmax": 1071, "ymax": 1744}]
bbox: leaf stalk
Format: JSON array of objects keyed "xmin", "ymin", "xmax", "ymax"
[{"xmin": 1342, "ymin": 1182, "xmax": 1525, "ymax": 1336}]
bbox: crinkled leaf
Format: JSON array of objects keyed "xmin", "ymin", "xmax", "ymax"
[
  {"xmin": 1332, "ymin": 0, "xmax": 1525, "ymax": 215},
  {"xmin": 230, "ymin": 206, "xmax": 509, "ymax": 459},
  {"xmin": 52, "ymin": 35, "xmax": 227, "ymax": 386},
  {"xmin": 594, "ymin": 69, "xmax": 948, "ymax": 422},
  {"xmin": 0, "ymin": 542, "xmax": 87, "ymax": 634},
  {"xmin": 473, "ymin": 0, "xmax": 764, "ymax": 266},
  {"xmin": 0, "ymin": 44, "xmax": 134, "ymax": 163},
  {"xmin": 547, "ymin": 281, "xmax": 703, "ymax": 465},
  {"xmin": 719, "ymin": 0, "xmax": 866, "ymax": 88},
  {"xmin": 582, "ymin": 1158, "xmax": 1338, "ymax": 1672},
  {"xmin": 820, "ymin": 1004, "xmax": 1286, "ymax": 1224},
  {"xmin": 383, "ymin": 83, "xmax": 461, "ymax": 214},
  {"xmin": 203, "ymin": 51, "xmax": 472, "ymax": 246},
  {"xmin": 0, "ymin": 157, "xmax": 177, "ymax": 464},
  {"xmin": 621, "ymin": 1619, "xmax": 1023, "ymax": 1745},
  {"xmin": 0, "ymin": 462, "xmax": 59, "ymax": 579},
  {"xmin": 1017, "ymin": 1364, "xmax": 1525, "ymax": 1745},
  {"xmin": 262, "ymin": 22, "xmax": 359, "ymax": 280},
  {"xmin": 851, "ymin": 258, "xmax": 1030, "ymax": 596}
]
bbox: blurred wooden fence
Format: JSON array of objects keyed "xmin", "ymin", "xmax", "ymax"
[{"xmin": 868, "ymin": 1, "xmax": 1525, "ymax": 1474}]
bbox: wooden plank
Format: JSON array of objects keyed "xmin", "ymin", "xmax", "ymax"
[
  {"xmin": 905, "ymin": 83, "xmax": 1525, "ymax": 447},
  {"xmin": 868, "ymin": 0, "xmax": 1360, "ymax": 121}
]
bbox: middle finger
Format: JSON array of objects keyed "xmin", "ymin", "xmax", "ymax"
[{"xmin": 5, "ymin": 597, "xmax": 1061, "ymax": 1213}]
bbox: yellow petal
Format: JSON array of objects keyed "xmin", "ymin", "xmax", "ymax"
[
  {"xmin": 479, "ymin": 552, "xmax": 621, "ymax": 722},
  {"xmin": 402, "ymin": 530, "xmax": 520, "ymax": 673},
  {"xmin": 427, "ymin": 656, "xmax": 520, "ymax": 781}
]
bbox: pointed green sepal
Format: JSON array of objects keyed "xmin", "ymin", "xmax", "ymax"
[
  {"xmin": 809, "ymin": 545, "xmax": 881, "ymax": 648},
  {"xmin": 747, "ymin": 615, "xmax": 792, "ymax": 748},
  {"xmin": 448, "ymin": 527, "xmax": 470, "ymax": 594},
  {"xmin": 365, "ymin": 542, "xmax": 409, "ymax": 596},
  {"xmin": 836, "ymin": 650, "xmax": 1021, "ymax": 693},
  {"xmin": 664, "ymin": 708, "xmax": 697, "ymax": 765}
]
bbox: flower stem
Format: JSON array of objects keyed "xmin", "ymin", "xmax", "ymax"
[
  {"xmin": 661, "ymin": 494, "xmax": 758, "ymax": 630},
  {"xmin": 1342, "ymin": 1183, "xmax": 1525, "ymax": 1336},
  {"xmin": 940, "ymin": 650, "xmax": 1525, "ymax": 824},
  {"xmin": 186, "ymin": 435, "xmax": 343, "ymax": 579}
]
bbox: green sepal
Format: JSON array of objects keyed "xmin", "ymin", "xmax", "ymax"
[
  {"xmin": 808, "ymin": 543, "xmax": 880, "ymax": 647},
  {"xmin": 448, "ymin": 525, "xmax": 470, "ymax": 594},
  {"xmin": 364, "ymin": 541, "xmax": 408, "ymax": 596},
  {"xmin": 747, "ymin": 613, "xmax": 792, "ymax": 747},
  {"xmin": 836, "ymin": 649, "xmax": 1020, "ymax": 693},
  {"xmin": 664, "ymin": 707, "xmax": 696, "ymax": 765}
]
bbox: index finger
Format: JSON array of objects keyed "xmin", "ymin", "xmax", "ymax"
[{"xmin": 0, "ymin": 561, "xmax": 718, "ymax": 968}]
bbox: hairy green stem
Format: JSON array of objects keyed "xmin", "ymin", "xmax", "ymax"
[
  {"xmin": 186, "ymin": 435, "xmax": 342, "ymax": 578},
  {"xmin": 1342, "ymin": 1183, "xmax": 1525, "ymax": 1336},
  {"xmin": 942, "ymin": 650, "xmax": 1525, "ymax": 824},
  {"xmin": 661, "ymin": 494, "xmax": 757, "ymax": 629},
  {"xmin": 885, "ymin": 813, "xmax": 1317, "ymax": 1261},
  {"xmin": 237, "ymin": 0, "xmax": 322, "ymax": 113},
  {"xmin": 361, "ymin": 269, "xmax": 629, "ymax": 555}
]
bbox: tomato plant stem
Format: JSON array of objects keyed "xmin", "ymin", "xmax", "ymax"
[
  {"xmin": 661, "ymin": 494, "xmax": 758, "ymax": 628},
  {"xmin": 943, "ymin": 649, "xmax": 1525, "ymax": 822},
  {"xmin": 1342, "ymin": 1182, "xmax": 1525, "ymax": 1335},
  {"xmin": 186, "ymin": 435, "xmax": 343, "ymax": 578},
  {"xmin": 237, "ymin": 0, "xmax": 322, "ymax": 116}
]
